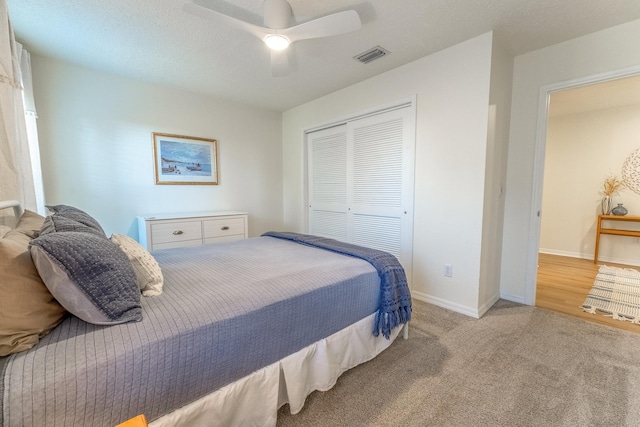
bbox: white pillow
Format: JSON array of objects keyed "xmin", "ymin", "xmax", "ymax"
[{"xmin": 110, "ymin": 234, "xmax": 163, "ymax": 296}]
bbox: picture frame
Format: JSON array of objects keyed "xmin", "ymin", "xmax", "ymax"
[{"xmin": 153, "ymin": 133, "xmax": 218, "ymax": 185}]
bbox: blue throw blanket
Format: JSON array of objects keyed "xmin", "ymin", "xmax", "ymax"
[{"xmin": 262, "ymin": 231, "xmax": 412, "ymax": 339}]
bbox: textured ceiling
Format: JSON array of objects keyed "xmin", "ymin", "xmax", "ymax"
[{"xmin": 7, "ymin": 0, "xmax": 640, "ymax": 112}]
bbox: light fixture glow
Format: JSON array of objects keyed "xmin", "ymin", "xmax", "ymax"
[{"xmin": 264, "ymin": 34, "xmax": 290, "ymax": 51}]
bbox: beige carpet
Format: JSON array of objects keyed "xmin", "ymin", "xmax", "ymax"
[{"xmin": 276, "ymin": 299, "xmax": 640, "ymax": 426}]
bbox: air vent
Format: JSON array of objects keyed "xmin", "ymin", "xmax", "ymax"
[{"xmin": 354, "ymin": 46, "xmax": 390, "ymax": 64}]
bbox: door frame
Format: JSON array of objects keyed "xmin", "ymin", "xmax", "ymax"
[{"xmin": 524, "ymin": 65, "xmax": 640, "ymax": 305}]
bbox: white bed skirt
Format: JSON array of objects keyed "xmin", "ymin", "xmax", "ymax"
[{"xmin": 150, "ymin": 313, "xmax": 402, "ymax": 427}]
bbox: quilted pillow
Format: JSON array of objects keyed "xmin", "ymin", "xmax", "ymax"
[
  {"xmin": 45, "ymin": 204, "xmax": 107, "ymax": 237},
  {"xmin": 39, "ymin": 213, "xmax": 107, "ymax": 238},
  {"xmin": 111, "ymin": 233, "xmax": 164, "ymax": 297},
  {"xmin": 30, "ymin": 231, "xmax": 142, "ymax": 325},
  {"xmin": 0, "ymin": 215, "xmax": 66, "ymax": 356}
]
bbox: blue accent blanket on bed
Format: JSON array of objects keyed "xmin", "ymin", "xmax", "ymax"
[{"xmin": 262, "ymin": 231, "xmax": 412, "ymax": 339}]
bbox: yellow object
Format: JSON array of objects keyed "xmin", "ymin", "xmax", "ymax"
[{"xmin": 116, "ymin": 414, "xmax": 148, "ymax": 427}]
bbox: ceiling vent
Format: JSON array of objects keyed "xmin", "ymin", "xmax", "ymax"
[{"xmin": 354, "ymin": 46, "xmax": 390, "ymax": 64}]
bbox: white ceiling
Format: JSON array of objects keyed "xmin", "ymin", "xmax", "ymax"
[{"xmin": 7, "ymin": 0, "xmax": 640, "ymax": 112}]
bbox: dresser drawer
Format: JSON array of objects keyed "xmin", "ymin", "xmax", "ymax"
[
  {"xmin": 138, "ymin": 211, "xmax": 248, "ymax": 251},
  {"xmin": 150, "ymin": 220, "xmax": 202, "ymax": 246},
  {"xmin": 203, "ymin": 217, "xmax": 245, "ymax": 239},
  {"xmin": 152, "ymin": 239, "xmax": 202, "ymax": 251}
]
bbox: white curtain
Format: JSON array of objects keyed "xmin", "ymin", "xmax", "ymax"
[
  {"xmin": 19, "ymin": 44, "xmax": 45, "ymax": 213},
  {"xmin": 0, "ymin": 0, "xmax": 44, "ymax": 217}
]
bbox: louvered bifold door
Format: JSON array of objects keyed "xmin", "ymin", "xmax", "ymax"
[
  {"xmin": 308, "ymin": 125, "xmax": 349, "ymax": 241},
  {"xmin": 307, "ymin": 105, "xmax": 415, "ymax": 276},
  {"xmin": 348, "ymin": 107, "xmax": 414, "ymax": 271}
]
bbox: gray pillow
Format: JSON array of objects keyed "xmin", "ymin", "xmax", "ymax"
[
  {"xmin": 40, "ymin": 214, "xmax": 106, "ymax": 238},
  {"xmin": 30, "ymin": 231, "xmax": 142, "ymax": 325},
  {"xmin": 45, "ymin": 205, "xmax": 106, "ymax": 237}
]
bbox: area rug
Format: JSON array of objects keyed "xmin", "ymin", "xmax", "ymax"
[{"xmin": 581, "ymin": 265, "xmax": 640, "ymax": 324}]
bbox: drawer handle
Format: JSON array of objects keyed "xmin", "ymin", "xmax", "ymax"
[
  {"xmin": 221, "ymin": 226, "xmax": 230, "ymax": 231},
  {"xmin": 173, "ymin": 230, "xmax": 184, "ymax": 235}
]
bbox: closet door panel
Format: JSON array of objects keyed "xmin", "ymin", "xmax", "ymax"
[
  {"xmin": 351, "ymin": 117, "xmax": 403, "ymax": 209},
  {"xmin": 352, "ymin": 213, "xmax": 402, "ymax": 259},
  {"xmin": 306, "ymin": 102, "xmax": 415, "ymax": 279},
  {"xmin": 311, "ymin": 210, "xmax": 348, "ymax": 241},
  {"xmin": 348, "ymin": 108, "xmax": 412, "ymax": 267},
  {"xmin": 308, "ymin": 125, "xmax": 348, "ymax": 240}
]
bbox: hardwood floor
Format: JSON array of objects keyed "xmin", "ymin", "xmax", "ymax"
[{"xmin": 536, "ymin": 253, "xmax": 640, "ymax": 333}]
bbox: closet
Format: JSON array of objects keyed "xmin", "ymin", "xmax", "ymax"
[{"xmin": 307, "ymin": 102, "xmax": 415, "ymax": 276}]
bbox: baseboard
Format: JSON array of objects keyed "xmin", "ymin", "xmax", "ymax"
[
  {"xmin": 478, "ymin": 293, "xmax": 500, "ymax": 318},
  {"xmin": 594, "ymin": 255, "xmax": 640, "ymax": 267},
  {"xmin": 538, "ymin": 248, "xmax": 583, "ymax": 258},
  {"xmin": 412, "ymin": 291, "xmax": 480, "ymax": 319},
  {"xmin": 539, "ymin": 248, "xmax": 640, "ymax": 267},
  {"xmin": 499, "ymin": 292, "xmax": 525, "ymax": 304}
]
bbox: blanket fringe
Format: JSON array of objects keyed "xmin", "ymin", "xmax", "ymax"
[{"xmin": 374, "ymin": 305, "xmax": 412, "ymax": 339}]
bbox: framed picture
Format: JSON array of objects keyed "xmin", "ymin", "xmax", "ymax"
[{"xmin": 153, "ymin": 133, "xmax": 218, "ymax": 185}]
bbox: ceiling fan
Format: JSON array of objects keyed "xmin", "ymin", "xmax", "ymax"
[{"xmin": 183, "ymin": 0, "xmax": 361, "ymax": 77}]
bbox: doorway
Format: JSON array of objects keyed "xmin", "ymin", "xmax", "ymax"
[{"xmin": 532, "ymin": 72, "xmax": 640, "ymax": 330}]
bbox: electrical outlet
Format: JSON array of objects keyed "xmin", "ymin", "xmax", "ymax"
[{"xmin": 444, "ymin": 264, "xmax": 453, "ymax": 277}]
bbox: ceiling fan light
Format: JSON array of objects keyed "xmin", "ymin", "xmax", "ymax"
[{"xmin": 264, "ymin": 34, "xmax": 290, "ymax": 50}]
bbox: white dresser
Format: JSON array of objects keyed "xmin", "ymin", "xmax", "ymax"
[{"xmin": 137, "ymin": 211, "xmax": 248, "ymax": 251}]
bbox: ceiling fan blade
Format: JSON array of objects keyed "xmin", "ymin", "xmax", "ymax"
[
  {"xmin": 271, "ymin": 49, "xmax": 290, "ymax": 77},
  {"xmin": 183, "ymin": 2, "xmax": 269, "ymax": 41},
  {"xmin": 281, "ymin": 10, "xmax": 361, "ymax": 43}
]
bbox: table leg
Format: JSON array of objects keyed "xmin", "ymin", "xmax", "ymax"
[{"xmin": 594, "ymin": 216, "xmax": 602, "ymax": 263}]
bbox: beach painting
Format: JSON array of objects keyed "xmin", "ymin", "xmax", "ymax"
[{"xmin": 153, "ymin": 133, "xmax": 218, "ymax": 185}]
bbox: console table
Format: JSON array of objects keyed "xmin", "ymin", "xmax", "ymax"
[{"xmin": 593, "ymin": 214, "xmax": 640, "ymax": 263}]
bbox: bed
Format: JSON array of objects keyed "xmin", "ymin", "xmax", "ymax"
[{"xmin": 0, "ymin": 201, "xmax": 411, "ymax": 426}]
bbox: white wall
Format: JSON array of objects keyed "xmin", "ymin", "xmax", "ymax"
[
  {"xmin": 501, "ymin": 19, "xmax": 640, "ymax": 303},
  {"xmin": 32, "ymin": 56, "xmax": 283, "ymax": 238},
  {"xmin": 541, "ymin": 104, "xmax": 640, "ymax": 265},
  {"xmin": 478, "ymin": 39, "xmax": 513, "ymax": 314},
  {"xmin": 283, "ymin": 33, "xmax": 494, "ymax": 317}
]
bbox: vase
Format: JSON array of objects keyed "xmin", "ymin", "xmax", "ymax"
[
  {"xmin": 611, "ymin": 203, "xmax": 628, "ymax": 216},
  {"xmin": 600, "ymin": 196, "xmax": 612, "ymax": 215}
]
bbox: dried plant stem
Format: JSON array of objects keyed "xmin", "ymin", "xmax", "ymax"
[{"xmin": 601, "ymin": 175, "xmax": 625, "ymax": 197}]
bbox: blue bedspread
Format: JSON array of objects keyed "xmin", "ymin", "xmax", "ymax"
[
  {"xmin": 262, "ymin": 231, "xmax": 412, "ymax": 339},
  {"xmin": 2, "ymin": 237, "xmax": 381, "ymax": 426}
]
